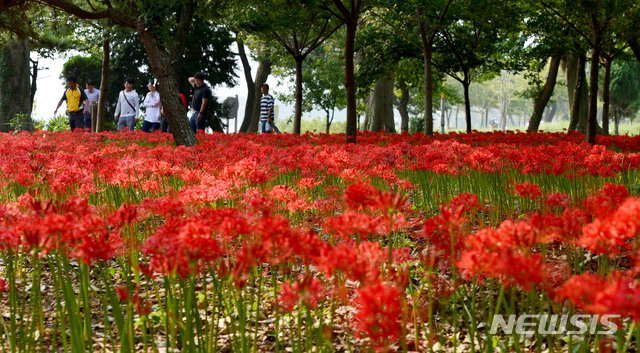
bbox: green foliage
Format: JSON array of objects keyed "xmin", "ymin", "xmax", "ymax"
[
  {"xmin": 277, "ymin": 116, "xmax": 347, "ymax": 134},
  {"xmin": 9, "ymin": 113, "xmax": 33, "ymax": 132},
  {"xmin": 276, "ymin": 36, "xmax": 346, "ymax": 118},
  {"xmin": 61, "ymin": 55, "xmax": 102, "ymax": 87},
  {"xmin": 435, "ymin": 0, "xmax": 523, "ymax": 83},
  {"xmin": 610, "ymin": 59, "xmax": 640, "ymax": 120},
  {"xmin": 355, "ymin": 11, "xmax": 420, "ymax": 93},
  {"xmin": 46, "ymin": 114, "xmax": 70, "ymax": 132},
  {"xmin": 409, "ymin": 115, "xmax": 424, "ymax": 133}
]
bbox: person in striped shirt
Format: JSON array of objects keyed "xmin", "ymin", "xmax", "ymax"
[{"xmin": 260, "ymin": 83, "xmax": 274, "ymax": 134}]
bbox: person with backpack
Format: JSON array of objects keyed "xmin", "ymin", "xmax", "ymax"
[
  {"xmin": 114, "ymin": 77, "xmax": 140, "ymax": 131},
  {"xmin": 54, "ymin": 75, "xmax": 88, "ymax": 131}
]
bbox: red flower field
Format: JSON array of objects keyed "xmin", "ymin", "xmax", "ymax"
[{"xmin": 0, "ymin": 130, "xmax": 639, "ymax": 352}]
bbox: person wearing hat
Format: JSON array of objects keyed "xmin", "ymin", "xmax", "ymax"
[{"xmin": 260, "ymin": 83, "xmax": 275, "ymax": 134}]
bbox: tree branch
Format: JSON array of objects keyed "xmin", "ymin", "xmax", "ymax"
[
  {"xmin": 428, "ymin": 0, "xmax": 453, "ymax": 43},
  {"xmin": 538, "ymin": 0, "xmax": 594, "ymax": 48},
  {"xmin": 38, "ymin": 0, "xmax": 137, "ymax": 28}
]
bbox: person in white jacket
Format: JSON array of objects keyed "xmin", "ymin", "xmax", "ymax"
[
  {"xmin": 114, "ymin": 77, "xmax": 140, "ymax": 131},
  {"xmin": 142, "ymin": 80, "xmax": 161, "ymax": 133}
]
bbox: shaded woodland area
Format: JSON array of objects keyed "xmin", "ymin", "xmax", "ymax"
[{"xmin": 0, "ymin": 0, "xmax": 639, "ymax": 145}]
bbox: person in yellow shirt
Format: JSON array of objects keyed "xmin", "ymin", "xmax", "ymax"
[{"xmin": 54, "ymin": 76, "xmax": 88, "ymax": 131}]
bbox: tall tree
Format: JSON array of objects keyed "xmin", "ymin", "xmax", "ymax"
[
  {"xmin": 322, "ymin": 0, "xmax": 366, "ymax": 143},
  {"xmin": 276, "ymin": 40, "xmax": 346, "ymax": 133},
  {"xmin": 527, "ymin": 56, "xmax": 561, "ymax": 132},
  {"xmin": 539, "ymin": 0, "xmax": 637, "ymax": 143},
  {"xmin": 241, "ymin": 0, "xmax": 341, "ymax": 134},
  {"xmin": 435, "ymin": 0, "xmax": 522, "ymax": 132},
  {"xmin": 7, "ymin": 0, "xmax": 232, "ymax": 146},
  {"xmin": 0, "ymin": 5, "xmax": 73, "ymax": 130}
]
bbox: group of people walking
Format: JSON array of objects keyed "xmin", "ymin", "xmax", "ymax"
[{"xmin": 55, "ymin": 72, "xmax": 277, "ymax": 134}]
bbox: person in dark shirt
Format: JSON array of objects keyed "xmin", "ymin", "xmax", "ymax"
[{"xmin": 187, "ymin": 72, "xmax": 212, "ymax": 133}]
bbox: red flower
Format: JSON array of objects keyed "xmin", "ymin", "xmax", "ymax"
[
  {"xmin": 514, "ymin": 181, "xmax": 542, "ymax": 199},
  {"xmin": 353, "ymin": 281, "xmax": 403, "ymax": 352},
  {"xmin": 279, "ymin": 275, "xmax": 324, "ymax": 312},
  {"xmin": 578, "ymin": 198, "xmax": 640, "ymax": 256},
  {"xmin": 584, "ymin": 183, "xmax": 628, "ymax": 217},
  {"xmin": 545, "ymin": 192, "xmax": 571, "ymax": 210},
  {"xmin": 557, "ymin": 272, "xmax": 640, "ymax": 321},
  {"xmin": 0, "ymin": 277, "xmax": 7, "ymax": 293},
  {"xmin": 116, "ymin": 285, "xmax": 151, "ymax": 315},
  {"xmin": 423, "ymin": 193, "xmax": 481, "ymax": 262}
]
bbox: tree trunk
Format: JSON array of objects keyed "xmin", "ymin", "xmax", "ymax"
[
  {"xmin": 369, "ymin": 73, "xmax": 395, "ymax": 132},
  {"xmin": 576, "ymin": 59, "xmax": 590, "ymax": 134},
  {"xmin": 614, "ymin": 109, "xmax": 619, "ymax": 135},
  {"xmin": 454, "ymin": 104, "xmax": 459, "ymax": 129},
  {"xmin": 0, "ymin": 39, "xmax": 32, "ymax": 132},
  {"xmin": 629, "ymin": 38, "xmax": 640, "ymax": 66},
  {"xmin": 237, "ymin": 40, "xmax": 255, "ymax": 133},
  {"xmin": 293, "ymin": 56, "xmax": 303, "ymax": 134},
  {"xmin": 398, "ymin": 79, "xmax": 409, "ymax": 133},
  {"xmin": 601, "ymin": 58, "xmax": 611, "ymax": 136},
  {"xmin": 462, "ymin": 78, "xmax": 472, "ymax": 133},
  {"xmin": 249, "ymin": 58, "xmax": 272, "ymax": 133},
  {"xmin": 528, "ymin": 56, "xmax": 561, "ymax": 132},
  {"xmin": 543, "ymin": 101, "xmax": 557, "ymax": 123},
  {"xmin": 587, "ymin": 29, "xmax": 602, "ymax": 144},
  {"xmin": 29, "ymin": 58, "xmax": 37, "ymax": 109},
  {"xmin": 568, "ymin": 55, "xmax": 586, "ymax": 132},
  {"xmin": 96, "ymin": 27, "xmax": 110, "ymax": 133},
  {"xmin": 419, "ymin": 21, "xmax": 434, "ymax": 135},
  {"xmin": 362, "ymin": 100, "xmax": 371, "ymax": 132},
  {"xmin": 344, "ymin": 19, "xmax": 358, "ymax": 143},
  {"xmin": 562, "ymin": 55, "xmax": 578, "ymax": 109},
  {"xmin": 139, "ymin": 28, "xmax": 197, "ymax": 147}
]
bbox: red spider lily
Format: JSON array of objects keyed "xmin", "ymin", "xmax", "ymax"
[
  {"xmin": 296, "ymin": 177, "xmax": 323, "ymax": 190},
  {"xmin": 514, "ymin": 181, "xmax": 543, "ymax": 200},
  {"xmin": 139, "ymin": 196, "xmax": 186, "ymax": 218},
  {"xmin": 0, "ymin": 277, "xmax": 7, "ymax": 293},
  {"xmin": 422, "ymin": 193, "xmax": 481, "ymax": 262},
  {"xmin": 458, "ymin": 220, "xmax": 551, "ymax": 290},
  {"xmin": 557, "ymin": 272, "xmax": 640, "ymax": 321},
  {"xmin": 322, "ymin": 211, "xmax": 391, "ymax": 241},
  {"xmin": 13, "ymin": 197, "xmax": 123, "ymax": 264},
  {"xmin": 108, "ymin": 204, "xmax": 139, "ymax": 226},
  {"xmin": 353, "ymin": 281, "xmax": 403, "ymax": 352},
  {"xmin": 116, "ymin": 286, "xmax": 129, "ymax": 302},
  {"xmin": 342, "ymin": 182, "xmax": 409, "ymax": 213},
  {"xmin": 116, "ymin": 285, "xmax": 152, "ymax": 316},
  {"xmin": 269, "ymin": 185, "xmax": 312, "ymax": 212},
  {"xmin": 344, "ymin": 182, "xmax": 381, "ymax": 210},
  {"xmin": 584, "ymin": 183, "xmax": 628, "ymax": 217},
  {"xmin": 279, "ymin": 275, "xmax": 325, "ymax": 312},
  {"xmin": 578, "ymin": 197, "xmax": 640, "ymax": 256},
  {"xmin": 142, "ymin": 217, "xmax": 222, "ymax": 278},
  {"xmin": 545, "ymin": 192, "xmax": 571, "ymax": 210},
  {"xmin": 458, "ymin": 248, "xmax": 547, "ymax": 290}
]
